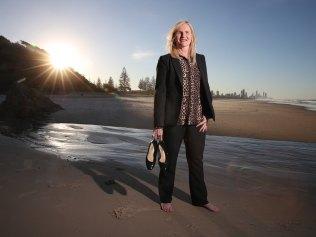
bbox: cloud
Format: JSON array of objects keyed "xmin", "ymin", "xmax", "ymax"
[{"xmin": 131, "ymin": 50, "xmax": 156, "ymax": 60}]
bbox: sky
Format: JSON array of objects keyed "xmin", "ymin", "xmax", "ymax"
[{"xmin": 1, "ymin": 0, "xmax": 315, "ymax": 99}]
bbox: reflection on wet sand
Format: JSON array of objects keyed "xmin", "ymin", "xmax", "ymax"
[{"xmin": 20, "ymin": 122, "xmax": 316, "ymax": 198}]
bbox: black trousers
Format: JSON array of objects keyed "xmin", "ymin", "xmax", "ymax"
[{"xmin": 158, "ymin": 124, "xmax": 209, "ymax": 206}]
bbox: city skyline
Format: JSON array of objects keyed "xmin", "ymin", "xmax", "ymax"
[
  {"xmin": 1, "ymin": 0, "xmax": 315, "ymax": 100},
  {"xmin": 93, "ymin": 73, "xmax": 270, "ymax": 100}
]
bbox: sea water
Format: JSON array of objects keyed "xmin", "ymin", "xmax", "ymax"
[
  {"xmin": 19, "ymin": 123, "xmax": 316, "ymax": 186},
  {"xmin": 257, "ymin": 98, "xmax": 316, "ymax": 111}
]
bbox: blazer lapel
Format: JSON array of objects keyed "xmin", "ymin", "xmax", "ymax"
[{"xmin": 171, "ymin": 57, "xmax": 183, "ymax": 88}]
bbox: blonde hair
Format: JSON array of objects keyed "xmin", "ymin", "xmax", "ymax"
[{"xmin": 166, "ymin": 20, "xmax": 197, "ymax": 64}]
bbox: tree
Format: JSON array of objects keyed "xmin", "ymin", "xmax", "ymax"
[
  {"xmin": 144, "ymin": 77, "xmax": 150, "ymax": 90},
  {"xmin": 108, "ymin": 76, "xmax": 114, "ymax": 88},
  {"xmin": 149, "ymin": 76, "xmax": 155, "ymax": 92},
  {"xmin": 138, "ymin": 76, "xmax": 155, "ymax": 92},
  {"xmin": 96, "ymin": 77, "xmax": 102, "ymax": 89},
  {"xmin": 102, "ymin": 76, "xmax": 116, "ymax": 92},
  {"xmin": 118, "ymin": 67, "xmax": 131, "ymax": 92},
  {"xmin": 138, "ymin": 78, "xmax": 145, "ymax": 90}
]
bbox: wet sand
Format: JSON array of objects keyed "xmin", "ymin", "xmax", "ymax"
[
  {"xmin": 47, "ymin": 95, "xmax": 316, "ymax": 143},
  {"xmin": 1, "ymin": 123, "xmax": 316, "ymax": 237}
]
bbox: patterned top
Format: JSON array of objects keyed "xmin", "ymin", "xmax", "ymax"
[{"xmin": 177, "ymin": 55, "xmax": 204, "ymax": 125}]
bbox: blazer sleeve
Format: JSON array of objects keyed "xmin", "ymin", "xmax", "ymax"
[
  {"xmin": 153, "ymin": 56, "xmax": 167, "ymax": 128},
  {"xmin": 201, "ymin": 54, "xmax": 216, "ymax": 122}
]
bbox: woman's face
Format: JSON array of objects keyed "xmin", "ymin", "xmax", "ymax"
[{"xmin": 174, "ymin": 23, "xmax": 192, "ymax": 48}]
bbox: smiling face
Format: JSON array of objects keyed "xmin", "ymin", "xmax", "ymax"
[{"xmin": 174, "ymin": 23, "xmax": 192, "ymax": 48}]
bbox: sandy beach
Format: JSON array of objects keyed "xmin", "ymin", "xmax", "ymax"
[
  {"xmin": 1, "ymin": 94, "xmax": 316, "ymax": 237},
  {"xmin": 46, "ymin": 95, "xmax": 316, "ymax": 143}
]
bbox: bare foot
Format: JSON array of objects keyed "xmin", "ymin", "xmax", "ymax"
[
  {"xmin": 160, "ymin": 202, "xmax": 173, "ymax": 212},
  {"xmin": 203, "ymin": 203, "xmax": 220, "ymax": 212}
]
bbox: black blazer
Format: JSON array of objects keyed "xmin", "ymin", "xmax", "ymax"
[{"xmin": 153, "ymin": 53, "xmax": 215, "ymax": 128}]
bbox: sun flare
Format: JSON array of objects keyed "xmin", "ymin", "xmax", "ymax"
[{"xmin": 46, "ymin": 43, "xmax": 83, "ymax": 70}]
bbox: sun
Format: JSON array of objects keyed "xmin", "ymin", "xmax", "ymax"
[{"xmin": 46, "ymin": 43, "xmax": 81, "ymax": 70}]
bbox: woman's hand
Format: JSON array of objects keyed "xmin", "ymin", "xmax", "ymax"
[
  {"xmin": 196, "ymin": 116, "xmax": 208, "ymax": 133},
  {"xmin": 153, "ymin": 127, "xmax": 163, "ymax": 141}
]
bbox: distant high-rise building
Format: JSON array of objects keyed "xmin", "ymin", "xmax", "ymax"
[{"xmin": 241, "ymin": 89, "xmax": 247, "ymax": 99}]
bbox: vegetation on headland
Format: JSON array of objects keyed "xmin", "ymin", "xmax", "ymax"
[{"xmin": 0, "ymin": 36, "xmax": 104, "ymax": 94}]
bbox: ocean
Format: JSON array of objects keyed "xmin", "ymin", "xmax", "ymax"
[{"xmin": 257, "ymin": 98, "xmax": 316, "ymax": 111}]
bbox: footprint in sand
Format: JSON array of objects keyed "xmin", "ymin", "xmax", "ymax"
[
  {"xmin": 111, "ymin": 205, "xmax": 161, "ymax": 220},
  {"xmin": 185, "ymin": 223, "xmax": 198, "ymax": 232},
  {"xmin": 111, "ymin": 206, "xmax": 134, "ymax": 219}
]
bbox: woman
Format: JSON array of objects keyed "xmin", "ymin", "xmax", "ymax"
[{"xmin": 152, "ymin": 20, "xmax": 220, "ymax": 213}]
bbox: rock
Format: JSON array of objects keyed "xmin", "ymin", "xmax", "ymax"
[{"xmin": 0, "ymin": 81, "xmax": 63, "ymax": 119}]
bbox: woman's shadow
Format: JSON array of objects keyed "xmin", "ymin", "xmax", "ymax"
[{"xmin": 73, "ymin": 158, "xmax": 192, "ymax": 205}]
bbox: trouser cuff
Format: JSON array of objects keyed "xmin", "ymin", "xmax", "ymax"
[{"xmin": 192, "ymin": 200, "xmax": 209, "ymax": 206}]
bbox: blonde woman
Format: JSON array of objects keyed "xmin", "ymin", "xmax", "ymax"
[{"xmin": 152, "ymin": 20, "xmax": 219, "ymax": 213}]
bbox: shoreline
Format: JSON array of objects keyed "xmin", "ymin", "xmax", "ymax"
[
  {"xmin": 1, "ymin": 94, "xmax": 315, "ymax": 143},
  {"xmin": 45, "ymin": 95, "xmax": 316, "ymax": 143}
]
